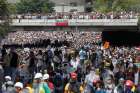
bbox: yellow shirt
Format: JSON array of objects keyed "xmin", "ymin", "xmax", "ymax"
[
  {"xmin": 26, "ymin": 87, "xmax": 34, "ymax": 93},
  {"xmin": 64, "ymin": 83, "xmax": 83, "ymax": 93}
]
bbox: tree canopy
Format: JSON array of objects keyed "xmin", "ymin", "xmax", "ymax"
[
  {"xmin": 0, "ymin": 0, "xmax": 10, "ymax": 37},
  {"xmin": 16, "ymin": 0, "xmax": 55, "ymax": 14},
  {"xmin": 93, "ymin": 0, "xmax": 140, "ymax": 13},
  {"xmin": 0, "ymin": 0, "xmax": 9, "ymax": 19}
]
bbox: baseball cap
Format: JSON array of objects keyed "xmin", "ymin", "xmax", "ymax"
[
  {"xmin": 125, "ymin": 80, "xmax": 134, "ymax": 87},
  {"xmin": 5, "ymin": 76, "xmax": 11, "ymax": 81},
  {"xmin": 70, "ymin": 72, "xmax": 77, "ymax": 79},
  {"xmin": 34, "ymin": 73, "xmax": 43, "ymax": 79},
  {"xmin": 119, "ymin": 78, "xmax": 124, "ymax": 81},
  {"xmin": 43, "ymin": 74, "xmax": 49, "ymax": 80},
  {"xmin": 14, "ymin": 82, "xmax": 23, "ymax": 89}
]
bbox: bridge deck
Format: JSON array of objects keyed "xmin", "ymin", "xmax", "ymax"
[{"xmin": 11, "ymin": 19, "xmax": 138, "ymax": 26}]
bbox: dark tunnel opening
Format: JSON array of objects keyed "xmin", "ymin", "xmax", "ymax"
[{"xmin": 102, "ymin": 31, "xmax": 140, "ymax": 47}]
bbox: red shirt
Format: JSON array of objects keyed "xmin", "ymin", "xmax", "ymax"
[{"xmin": 48, "ymin": 82, "xmax": 54, "ymax": 90}]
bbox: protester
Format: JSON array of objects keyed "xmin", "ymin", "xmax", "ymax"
[
  {"xmin": 12, "ymin": 11, "xmax": 139, "ymax": 20},
  {"xmin": 64, "ymin": 72, "xmax": 83, "ymax": 93},
  {"xmin": 2, "ymin": 81, "xmax": 15, "ymax": 93},
  {"xmin": 43, "ymin": 74, "xmax": 54, "ymax": 93},
  {"xmin": 0, "ymin": 30, "xmax": 140, "ymax": 93},
  {"xmin": 14, "ymin": 82, "xmax": 24, "ymax": 93},
  {"xmin": 114, "ymin": 78, "xmax": 125, "ymax": 93},
  {"xmin": 53, "ymin": 72, "xmax": 63, "ymax": 93},
  {"xmin": 2, "ymin": 76, "xmax": 12, "ymax": 91}
]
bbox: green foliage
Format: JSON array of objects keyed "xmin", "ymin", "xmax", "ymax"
[
  {"xmin": 0, "ymin": 0, "xmax": 9, "ymax": 18},
  {"xmin": 8, "ymin": 3, "xmax": 17, "ymax": 14},
  {"xmin": 0, "ymin": 0, "xmax": 10, "ymax": 37},
  {"xmin": 16, "ymin": 0, "xmax": 55, "ymax": 14},
  {"xmin": 0, "ymin": 23, "xmax": 9, "ymax": 37},
  {"xmin": 93, "ymin": 0, "xmax": 140, "ymax": 13}
]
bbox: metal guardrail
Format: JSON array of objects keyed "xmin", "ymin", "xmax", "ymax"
[{"xmin": 11, "ymin": 19, "xmax": 139, "ymax": 26}]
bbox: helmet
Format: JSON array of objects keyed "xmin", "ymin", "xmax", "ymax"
[
  {"xmin": 34, "ymin": 73, "xmax": 43, "ymax": 79},
  {"xmin": 43, "ymin": 74, "xmax": 49, "ymax": 80},
  {"xmin": 70, "ymin": 72, "xmax": 77, "ymax": 79},
  {"xmin": 125, "ymin": 80, "xmax": 134, "ymax": 87},
  {"xmin": 14, "ymin": 82, "xmax": 23, "ymax": 89}
]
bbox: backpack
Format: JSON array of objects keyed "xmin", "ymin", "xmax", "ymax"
[
  {"xmin": 54, "ymin": 74, "xmax": 63, "ymax": 87},
  {"xmin": 68, "ymin": 82, "xmax": 80, "ymax": 93}
]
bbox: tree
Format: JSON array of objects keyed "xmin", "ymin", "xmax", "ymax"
[
  {"xmin": 16, "ymin": 0, "xmax": 55, "ymax": 14},
  {"xmin": 93, "ymin": 0, "xmax": 140, "ymax": 13},
  {"xmin": 0, "ymin": 0, "xmax": 10, "ymax": 37},
  {"xmin": 0, "ymin": 0, "xmax": 9, "ymax": 19},
  {"xmin": 8, "ymin": 3, "xmax": 17, "ymax": 14}
]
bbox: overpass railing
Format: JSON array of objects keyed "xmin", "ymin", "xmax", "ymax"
[{"xmin": 11, "ymin": 19, "xmax": 138, "ymax": 26}]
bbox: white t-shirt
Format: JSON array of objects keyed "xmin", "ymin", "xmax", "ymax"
[
  {"xmin": 70, "ymin": 59, "xmax": 79, "ymax": 70},
  {"xmin": 85, "ymin": 72, "xmax": 100, "ymax": 86}
]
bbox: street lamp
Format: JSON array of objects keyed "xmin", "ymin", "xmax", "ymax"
[{"xmin": 60, "ymin": 2, "xmax": 65, "ymax": 13}]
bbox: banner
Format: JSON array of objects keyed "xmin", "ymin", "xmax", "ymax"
[{"xmin": 55, "ymin": 19, "xmax": 68, "ymax": 26}]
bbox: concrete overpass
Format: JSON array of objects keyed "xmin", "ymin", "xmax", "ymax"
[{"xmin": 11, "ymin": 19, "xmax": 139, "ymax": 32}]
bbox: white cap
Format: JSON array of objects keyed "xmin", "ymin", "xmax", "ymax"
[
  {"xmin": 109, "ymin": 56, "xmax": 112, "ymax": 59},
  {"xmin": 5, "ymin": 76, "xmax": 11, "ymax": 81},
  {"xmin": 34, "ymin": 73, "xmax": 43, "ymax": 79},
  {"xmin": 24, "ymin": 48, "xmax": 30, "ymax": 52},
  {"xmin": 14, "ymin": 82, "xmax": 23, "ymax": 89},
  {"xmin": 119, "ymin": 78, "xmax": 124, "ymax": 81},
  {"xmin": 43, "ymin": 74, "xmax": 49, "ymax": 80}
]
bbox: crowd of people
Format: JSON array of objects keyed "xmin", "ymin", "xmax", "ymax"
[
  {"xmin": 0, "ymin": 31, "xmax": 140, "ymax": 93},
  {"xmin": 2, "ymin": 31, "xmax": 101, "ymax": 49},
  {"xmin": 11, "ymin": 11, "xmax": 139, "ymax": 20}
]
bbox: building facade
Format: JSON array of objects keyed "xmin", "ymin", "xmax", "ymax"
[
  {"xmin": 50, "ymin": 0, "xmax": 92, "ymax": 12},
  {"xmin": 7, "ymin": 0, "xmax": 93, "ymax": 12}
]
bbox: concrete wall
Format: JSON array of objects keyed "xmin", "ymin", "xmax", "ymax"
[
  {"xmin": 50, "ymin": 0, "xmax": 85, "ymax": 12},
  {"xmin": 50, "ymin": 0, "xmax": 85, "ymax": 5},
  {"xmin": 8, "ymin": 0, "xmax": 85, "ymax": 5},
  {"xmin": 54, "ymin": 6, "xmax": 85, "ymax": 12}
]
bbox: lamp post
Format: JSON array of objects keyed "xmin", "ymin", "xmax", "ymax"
[
  {"xmin": 62, "ymin": 3, "xmax": 65, "ymax": 13},
  {"xmin": 61, "ymin": 1, "xmax": 65, "ymax": 13}
]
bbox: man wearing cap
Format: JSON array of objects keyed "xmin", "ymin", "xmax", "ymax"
[
  {"xmin": 33, "ymin": 73, "xmax": 51, "ymax": 93},
  {"xmin": 14, "ymin": 82, "xmax": 24, "ymax": 93},
  {"xmin": 124, "ymin": 80, "xmax": 138, "ymax": 93},
  {"xmin": 43, "ymin": 74, "xmax": 54, "ymax": 93},
  {"xmin": 2, "ymin": 76, "xmax": 12, "ymax": 90},
  {"xmin": 114, "ymin": 78, "xmax": 125, "ymax": 93},
  {"xmin": 84, "ymin": 68, "xmax": 100, "ymax": 93},
  {"xmin": 64, "ymin": 72, "xmax": 83, "ymax": 93},
  {"xmin": 33, "ymin": 73, "xmax": 43, "ymax": 93},
  {"xmin": 2, "ymin": 81, "xmax": 15, "ymax": 93}
]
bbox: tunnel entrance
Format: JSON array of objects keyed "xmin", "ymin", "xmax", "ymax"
[{"xmin": 102, "ymin": 31, "xmax": 140, "ymax": 47}]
